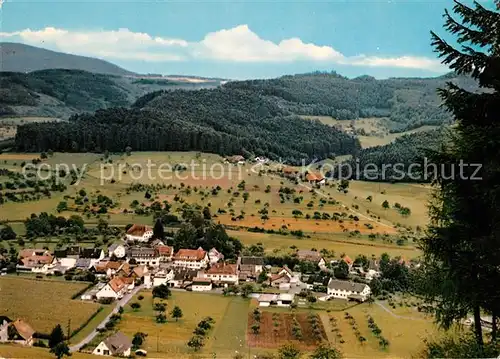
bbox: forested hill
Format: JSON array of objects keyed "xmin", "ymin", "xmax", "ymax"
[
  {"xmin": 15, "ymin": 88, "xmax": 361, "ymax": 163},
  {"xmin": 225, "ymin": 72, "xmax": 479, "ymax": 132},
  {"xmin": 0, "ymin": 42, "xmax": 134, "ymax": 76},
  {"xmin": 0, "ymin": 69, "xmax": 221, "ymax": 118}
]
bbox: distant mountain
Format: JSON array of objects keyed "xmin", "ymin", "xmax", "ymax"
[{"xmin": 0, "ymin": 42, "xmax": 135, "ymax": 76}]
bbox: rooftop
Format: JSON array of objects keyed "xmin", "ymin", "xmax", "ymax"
[{"xmin": 126, "ymin": 224, "xmax": 152, "ymax": 236}]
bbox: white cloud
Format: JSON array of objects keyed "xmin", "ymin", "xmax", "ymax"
[
  {"xmin": 198, "ymin": 24, "xmax": 343, "ymax": 62},
  {"xmin": 0, "ymin": 27, "xmax": 188, "ymax": 62},
  {"xmin": 0, "ymin": 25, "xmax": 447, "ymax": 72}
]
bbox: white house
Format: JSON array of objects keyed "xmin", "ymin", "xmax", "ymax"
[
  {"xmin": 125, "ymin": 224, "xmax": 153, "ymax": 242},
  {"xmin": 173, "ymin": 248, "xmax": 209, "ymax": 269},
  {"xmin": 327, "ymin": 279, "xmax": 371, "ymax": 302},
  {"xmin": 203, "ymin": 262, "xmax": 239, "ymax": 285},
  {"xmin": 191, "ymin": 277, "xmax": 212, "ymax": 292},
  {"xmin": 153, "ymin": 269, "xmax": 175, "ymax": 287},
  {"xmin": 93, "ymin": 331, "xmax": 132, "ymax": 357},
  {"xmin": 208, "ymin": 248, "xmax": 224, "ymax": 265},
  {"xmin": 108, "ymin": 242, "xmax": 127, "ymax": 259},
  {"xmin": 96, "ymin": 277, "xmax": 134, "ymax": 300}
]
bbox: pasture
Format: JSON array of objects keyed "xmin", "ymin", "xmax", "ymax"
[
  {"xmin": 0, "ymin": 276, "xmax": 102, "ymax": 335},
  {"xmin": 0, "ymin": 346, "xmax": 99, "ymax": 359}
]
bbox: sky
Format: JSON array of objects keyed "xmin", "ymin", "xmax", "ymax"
[{"xmin": 0, "ymin": 0, "xmax": 496, "ymax": 79}]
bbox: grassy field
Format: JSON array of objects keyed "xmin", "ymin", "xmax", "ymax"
[
  {"xmin": 0, "ymin": 276, "xmax": 102, "ymax": 335},
  {"xmin": 0, "ymin": 345, "xmax": 100, "ymax": 359},
  {"xmin": 230, "ymin": 230, "xmax": 421, "ymax": 259},
  {"xmin": 116, "ymin": 290, "xmax": 250, "ymax": 357},
  {"xmin": 301, "ymin": 115, "xmax": 439, "ymax": 148}
]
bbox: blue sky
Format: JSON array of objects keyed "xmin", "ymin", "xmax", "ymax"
[{"xmin": 0, "ymin": 0, "xmax": 495, "ymax": 79}]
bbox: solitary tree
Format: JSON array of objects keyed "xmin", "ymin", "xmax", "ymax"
[
  {"xmin": 48, "ymin": 324, "xmax": 65, "ymax": 349},
  {"xmin": 171, "ymin": 306, "xmax": 183, "ymax": 322},
  {"xmin": 130, "ymin": 302, "xmax": 141, "ymax": 311},
  {"xmin": 381, "ymin": 200, "xmax": 389, "ymax": 209},
  {"xmin": 153, "ymin": 218, "xmax": 165, "ymax": 240},
  {"xmin": 152, "ymin": 284, "xmax": 171, "ymax": 299},
  {"xmin": 132, "ymin": 332, "xmax": 147, "ymax": 349}
]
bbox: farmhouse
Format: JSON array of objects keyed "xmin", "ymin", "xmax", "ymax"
[
  {"xmin": 0, "ymin": 318, "xmax": 34, "ymax": 346},
  {"xmin": 208, "ymin": 247, "xmax": 224, "ymax": 265},
  {"xmin": 93, "ymin": 331, "xmax": 132, "ymax": 357},
  {"xmin": 96, "ymin": 277, "xmax": 134, "ymax": 300},
  {"xmin": 296, "ymin": 250, "xmax": 326, "ymax": 269},
  {"xmin": 342, "ymin": 255, "xmax": 354, "ymax": 269},
  {"xmin": 156, "ymin": 245, "xmax": 174, "ymax": 262},
  {"xmin": 203, "ymin": 262, "xmax": 239, "ymax": 285},
  {"xmin": 129, "ymin": 247, "xmax": 160, "ymax": 267},
  {"xmin": 305, "ymin": 172, "xmax": 326, "ymax": 185},
  {"xmin": 191, "ymin": 277, "xmax": 212, "ymax": 292},
  {"xmin": 239, "ymin": 256, "xmax": 264, "ymax": 280},
  {"xmin": 108, "ymin": 242, "xmax": 127, "ymax": 259},
  {"xmin": 226, "ymin": 155, "xmax": 245, "ymax": 164},
  {"xmin": 269, "ymin": 273, "xmax": 291, "ymax": 289},
  {"xmin": 17, "ymin": 249, "xmax": 53, "ymax": 272},
  {"xmin": 93, "ymin": 261, "xmax": 123, "ymax": 278},
  {"xmin": 173, "ymin": 248, "xmax": 209, "ymax": 269},
  {"xmin": 125, "ymin": 224, "xmax": 153, "ymax": 242},
  {"xmin": 327, "ymin": 279, "xmax": 371, "ymax": 302},
  {"xmin": 50, "ymin": 256, "xmax": 77, "ymax": 273}
]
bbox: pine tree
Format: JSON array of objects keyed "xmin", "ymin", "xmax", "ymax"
[
  {"xmin": 48, "ymin": 324, "xmax": 65, "ymax": 349},
  {"xmin": 421, "ymin": 0, "xmax": 500, "ymax": 350},
  {"xmin": 153, "ymin": 218, "xmax": 165, "ymax": 240}
]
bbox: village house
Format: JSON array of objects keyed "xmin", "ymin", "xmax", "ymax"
[
  {"xmin": 17, "ymin": 249, "xmax": 53, "ymax": 273},
  {"xmin": 172, "ymin": 248, "xmax": 209, "ymax": 269},
  {"xmin": 238, "ymin": 256, "xmax": 264, "ymax": 281},
  {"xmin": 327, "ymin": 278, "xmax": 371, "ymax": 302},
  {"xmin": 129, "ymin": 246, "xmax": 160, "ymax": 267},
  {"xmin": 107, "ymin": 242, "xmax": 127, "ymax": 259},
  {"xmin": 130, "ymin": 264, "xmax": 149, "ymax": 280},
  {"xmin": 269, "ymin": 272, "xmax": 291, "ymax": 289},
  {"xmin": 152, "ymin": 269, "xmax": 175, "ymax": 287},
  {"xmin": 93, "ymin": 261, "xmax": 124, "ymax": 278},
  {"xmin": 75, "ymin": 258, "xmax": 93, "ymax": 270},
  {"xmin": 342, "ymin": 255, "xmax": 354, "ymax": 269},
  {"xmin": 226, "ymin": 155, "xmax": 245, "ymax": 164},
  {"xmin": 80, "ymin": 248, "xmax": 105, "ymax": 267},
  {"xmin": 80, "ymin": 282, "xmax": 107, "ymax": 301},
  {"xmin": 208, "ymin": 247, "xmax": 224, "ymax": 265},
  {"xmin": 115, "ymin": 262, "xmax": 132, "ymax": 277},
  {"xmin": 92, "ymin": 331, "xmax": 132, "ymax": 357},
  {"xmin": 170, "ymin": 268, "xmax": 199, "ymax": 288},
  {"xmin": 296, "ymin": 250, "xmax": 326, "ymax": 269},
  {"xmin": 65, "ymin": 246, "xmax": 82, "ymax": 259},
  {"xmin": 96, "ymin": 276, "xmax": 134, "ymax": 300},
  {"xmin": 125, "ymin": 224, "xmax": 154, "ymax": 243},
  {"xmin": 0, "ymin": 318, "xmax": 35, "ymax": 346},
  {"xmin": 50, "ymin": 251, "xmax": 77, "ymax": 273},
  {"xmin": 155, "ymin": 245, "xmax": 174, "ymax": 262},
  {"xmin": 305, "ymin": 172, "xmax": 326, "ymax": 186},
  {"xmin": 191, "ymin": 277, "xmax": 213, "ymax": 292},
  {"xmin": 203, "ymin": 262, "xmax": 238, "ymax": 286}
]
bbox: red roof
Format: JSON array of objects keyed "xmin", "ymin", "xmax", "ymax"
[
  {"xmin": 306, "ymin": 172, "xmax": 324, "ymax": 182},
  {"xmin": 206, "ymin": 263, "xmax": 237, "ymax": 275},
  {"xmin": 174, "ymin": 248, "xmax": 207, "ymax": 261},
  {"xmin": 342, "ymin": 255, "xmax": 353, "ymax": 264},
  {"xmin": 156, "ymin": 245, "xmax": 174, "ymax": 256}
]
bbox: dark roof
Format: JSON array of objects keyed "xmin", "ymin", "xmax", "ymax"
[
  {"xmin": 53, "ymin": 249, "xmax": 68, "ymax": 258},
  {"xmin": 75, "ymin": 258, "xmax": 91, "ymax": 268},
  {"xmin": 66, "ymin": 246, "xmax": 81, "ymax": 256},
  {"xmin": 130, "ymin": 247, "xmax": 157, "ymax": 257},
  {"xmin": 173, "ymin": 268, "xmax": 198, "ymax": 281},
  {"xmin": 103, "ymin": 332, "xmax": 132, "ymax": 355},
  {"xmin": 81, "ymin": 248, "xmax": 102, "ymax": 259},
  {"xmin": 327, "ymin": 279, "xmax": 368, "ymax": 293},
  {"xmin": 240, "ymin": 256, "xmax": 264, "ymax": 265}
]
